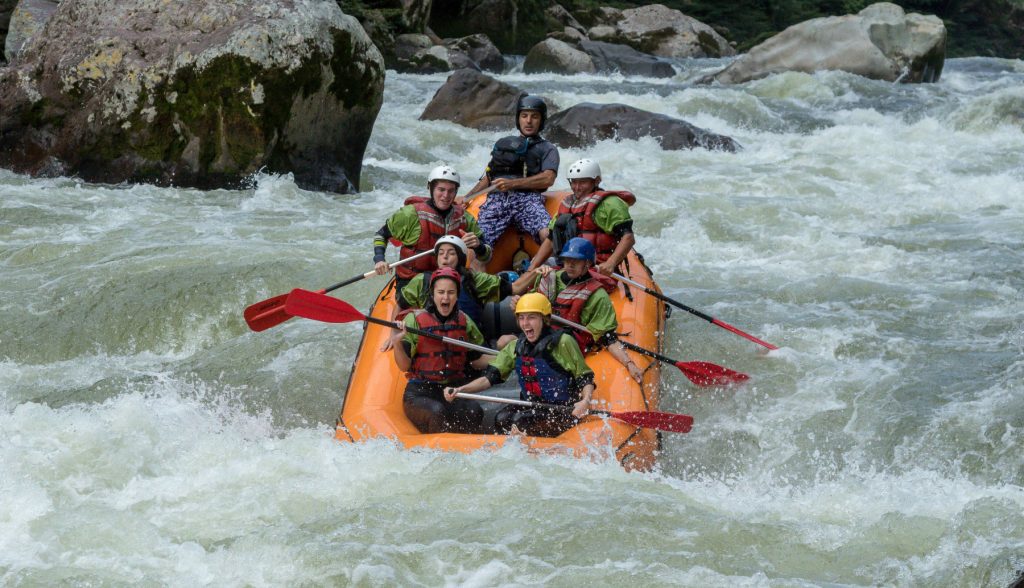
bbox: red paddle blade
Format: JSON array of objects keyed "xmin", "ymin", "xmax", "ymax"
[
  {"xmin": 610, "ymin": 411, "xmax": 693, "ymax": 433},
  {"xmin": 283, "ymin": 289, "xmax": 367, "ymax": 324},
  {"xmin": 675, "ymin": 361, "xmax": 750, "ymax": 387},
  {"xmin": 244, "ymin": 294, "xmax": 291, "ymax": 332}
]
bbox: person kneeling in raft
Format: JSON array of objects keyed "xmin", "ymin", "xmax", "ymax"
[
  {"xmin": 390, "ymin": 267, "xmax": 494, "ymax": 434},
  {"xmin": 443, "ymin": 293, "xmax": 595, "ymax": 438}
]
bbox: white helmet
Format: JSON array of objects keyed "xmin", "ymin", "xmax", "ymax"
[
  {"xmin": 434, "ymin": 234, "xmax": 468, "ymax": 257},
  {"xmin": 566, "ymin": 158, "xmax": 601, "ymax": 180},
  {"xmin": 427, "ymin": 164, "xmax": 461, "ymax": 187}
]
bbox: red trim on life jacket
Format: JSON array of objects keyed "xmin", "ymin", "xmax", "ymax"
[
  {"xmin": 555, "ymin": 190, "xmax": 635, "ymax": 263},
  {"xmin": 536, "ymin": 270, "xmax": 615, "ymax": 351},
  {"xmin": 406, "ymin": 309, "xmax": 470, "ymax": 382}
]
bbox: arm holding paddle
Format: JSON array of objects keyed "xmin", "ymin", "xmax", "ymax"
[
  {"xmin": 243, "ymin": 249, "xmax": 435, "ymax": 333},
  {"xmin": 606, "ymin": 340, "xmax": 644, "ymax": 383},
  {"xmin": 389, "ymin": 321, "xmax": 412, "ymax": 371}
]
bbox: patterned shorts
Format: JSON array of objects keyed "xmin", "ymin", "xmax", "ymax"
[{"xmin": 477, "ymin": 190, "xmax": 551, "ymax": 246}]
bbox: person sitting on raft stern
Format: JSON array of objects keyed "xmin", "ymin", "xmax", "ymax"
[
  {"xmin": 444, "ymin": 293, "xmax": 595, "ymax": 438},
  {"xmin": 462, "ymin": 95, "xmax": 559, "ymax": 251}
]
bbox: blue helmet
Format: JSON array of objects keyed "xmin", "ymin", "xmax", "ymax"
[{"xmin": 559, "ymin": 238, "xmax": 596, "ymax": 264}]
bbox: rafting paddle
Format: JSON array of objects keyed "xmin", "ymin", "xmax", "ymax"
[
  {"xmin": 612, "ymin": 273, "xmax": 779, "ymax": 351},
  {"xmin": 549, "ymin": 315, "xmax": 749, "ymax": 387},
  {"xmin": 453, "ymin": 392, "xmax": 693, "ymax": 434},
  {"xmin": 243, "ymin": 249, "xmax": 434, "ymax": 332},
  {"xmin": 461, "ymin": 184, "xmax": 498, "ymax": 206},
  {"xmin": 283, "ymin": 288, "xmax": 496, "ymax": 354}
]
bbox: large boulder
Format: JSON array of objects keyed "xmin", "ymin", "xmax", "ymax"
[
  {"xmin": 545, "ymin": 102, "xmax": 740, "ymax": 152},
  {"xmin": 588, "ymin": 4, "xmax": 734, "ymax": 58},
  {"xmin": 3, "ymin": 0, "xmax": 57, "ymax": 62},
  {"xmin": 419, "ymin": 68, "xmax": 556, "ymax": 131},
  {"xmin": 523, "ymin": 37, "xmax": 595, "ymax": 74},
  {"xmin": 0, "ymin": 0, "xmax": 384, "ymax": 193},
  {"xmin": 704, "ymin": 3, "xmax": 945, "ymax": 85}
]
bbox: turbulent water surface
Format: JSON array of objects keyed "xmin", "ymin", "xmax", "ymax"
[{"xmin": 2, "ymin": 58, "xmax": 1023, "ymax": 586}]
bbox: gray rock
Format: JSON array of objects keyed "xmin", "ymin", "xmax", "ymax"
[
  {"xmin": 705, "ymin": 2, "xmax": 945, "ymax": 84},
  {"xmin": 407, "ymin": 44, "xmax": 452, "ymax": 73},
  {"xmin": 545, "ymin": 3, "xmax": 584, "ymax": 34},
  {"xmin": 0, "ymin": 0, "xmax": 384, "ymax": 193},
  {"xmin": 545, "ymin": 102, "xmax": 739, "ymax": 152},
  {"xmin": 590, "ymin": 3, "xmax": 734, "ymax": 58},
  {"xmin": 579, "ymin": 39, "xmax": 675, "ymax": 78},
  {"xmin": 551, "ymin": 26, "xmax": 586, "ymax": 44},
  {"xmin": 4, "ymin": 0, "xmax": 58, "ymax": 62},
  {"xmin": 444, "ymin": 33, "xmax": 503, "ymax": 73},
  {"xmin": 395, "ymin": 33, "xmax": 433, "ymax": 61},
  {"xmin": 419, "ymin": 68, "xmax": 557, "ymax": 131},
  {"xmin": 524, "ymin": 37, "xmax": 595, "ymax": 74}
]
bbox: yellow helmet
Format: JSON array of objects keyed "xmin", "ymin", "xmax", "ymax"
[{"xmin": 515, "ymin": 292, "xmax": 552, "ymax": 316}]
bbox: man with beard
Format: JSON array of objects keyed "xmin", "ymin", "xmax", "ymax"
[{"xmin": 463, "ymin": 95, "xmax": 559, "ymax": 251}]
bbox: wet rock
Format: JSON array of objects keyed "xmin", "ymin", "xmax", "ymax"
[
  {"xmin": 395, "ymin": 33, "xmax": 433, "ymax": 61},
  {"xmin": 0, "ymin": 0, "xmax": 384, "ymax": 193},
  {"xmin": 703, "ymin": 2, "xmax": 946, "ymax": 84},
  {"xmin": 419, "ymin": 68, "xmax": 557, "ymax": 130},
  {"xmin": 544, "ymin": 102, "xmax": 740, "ymax": 152},
  {"xmin": 588, "ymin": 3, "xmax": 734, "ymax": 58},
  {"xmin": 547, "ymin": 26, "xmax": 585, "ymax": 44}
]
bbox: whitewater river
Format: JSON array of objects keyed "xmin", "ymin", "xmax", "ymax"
[{"xmin": 2, "ymin": 57, "xmax": 1023, "ymax": 586}]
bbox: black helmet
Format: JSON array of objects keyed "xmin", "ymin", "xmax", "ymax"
[{"xmin": 516, "ymin": 94, "xmax": 547, "ymax": 134}]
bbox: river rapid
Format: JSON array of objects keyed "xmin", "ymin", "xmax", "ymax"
[{"xmin": 2, "ymin": 57, "xmax": 1023, "ymax": 586}]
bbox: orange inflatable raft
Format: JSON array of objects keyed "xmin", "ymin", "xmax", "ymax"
[{"xmin": 334, "ymin": 192, "xmax": 667, "ymax": 471}]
